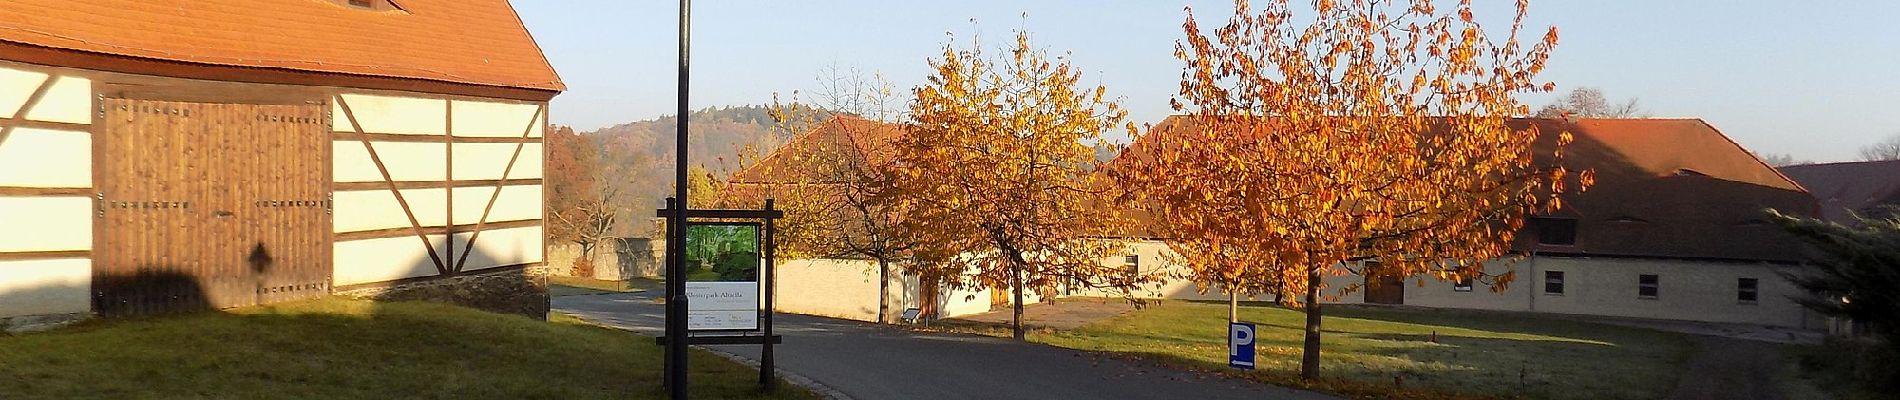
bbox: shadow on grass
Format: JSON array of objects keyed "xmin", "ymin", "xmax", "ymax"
[{"xmin": 0, "ymin": 298, "xmax": 812, "ymax": 400}]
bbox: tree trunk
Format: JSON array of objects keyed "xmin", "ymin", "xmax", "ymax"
[
  {"xmin": 1300, "ymin": 268, "xmax": 1323, "ymax": 380},
  {"xmin": 1011, "ymin": 262, "xmax": 1026, "ymax": 341},
  {"xmin": 877, "ymin": 259, "xmax": 891, "ymax": 324},
  {"xmin": 1228, "ymin": 284, "xmax": 1239, "ymax": 323}
]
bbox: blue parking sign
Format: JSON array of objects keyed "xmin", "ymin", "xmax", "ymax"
[{"xmin": 1229, "ymin": 322, "xmax": 1255, "ymax": 370}]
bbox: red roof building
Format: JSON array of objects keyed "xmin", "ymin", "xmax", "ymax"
[
  {"xmin": 1778, "ymin": 160, "xmax": 1900, "ymax": 226},
  {"xmin": 0, "ymin": 0, "xmax": 559, "ymax": 320}
]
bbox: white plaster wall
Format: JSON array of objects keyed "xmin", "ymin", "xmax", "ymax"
[
  {"xmin": 332, "ymin": 188, "xmax": 448, "ymax": 232},
  {"xmin": 332, "ymin": 141, "xmax": 447, "ymax": 182},
  {"xmin": 334, "ymin": 93, "xmax": 446, "ymax": 135},
  {"xmin": 450, "ymin": 100, "xmax": 544, "ymax": 137},
  {"xmin": 0, "ymin": 197, "xmax": 91, "ymax": 252},
  {"xmin": 453, "ymin": 225, "xmax": 544, "ymax": 271},
  {"xmin": 776, "ymin": 258, "xmax": 885, "ymax": 322},
  {"xmin": 450, "ymin": 185, "xmax": 542, "ymax": 225},
  {"xmin": 452, "ymin": 142, "xmax": 543, "ymax": 180},
  {"xmin": 333, "ymin": 235, "xmax": 451, "ymax": 286},
  {"xmin": 0, "ymin": 258, "xmax": 90, "ymax": 317},
  {"xmin": 24, "ymin": 75, "xmax": 90, "ymax": 125},
  {"xmin": 939, "ymin": 285, "xmax": 993, "ymax": 318},
  {"xmin": 0, "ymin": 65, "xmax": 48, "ymax": 117},
  {"xmin": 1402, "ymin": 257, "xmax": 1536, "ymax": 312},
  {"xmin": 1523, "ymin": 257, "xmax": 1813, "ymax": 328},
  {"xmin": 0, "ymin": 127, "xmax": 89, "ymax": 187}
]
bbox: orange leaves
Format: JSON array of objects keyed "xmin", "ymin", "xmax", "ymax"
[
  {"xmin": 1149, "ymin": 0, "xmax": 1572, "ymax": 310},
  {"xmin": 890, "ymin": 29, "xmax": 1145, "ymax": 303}
]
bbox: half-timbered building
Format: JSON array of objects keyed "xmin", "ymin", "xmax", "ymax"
[{"xmin": 0, "ymin": 0, "xmax": 559, "ymax": 326}]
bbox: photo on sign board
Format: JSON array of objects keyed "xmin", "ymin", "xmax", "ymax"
[
  {"xmin": 684, "ymin": 223, "xmax": 760, "ymax": 282},
  {"xmin": 684, "ymin": 222, "xmax": 763, "ymax": 331}
]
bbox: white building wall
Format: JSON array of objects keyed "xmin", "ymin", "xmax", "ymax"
[
  {"xmin": 776, "ymin": 259, "xmax": 886, "ymax": 322},
  {"xmin": 0, "ymin": 62, "xmax": 94, "ymax": 319},
  {"xmin": 333, "ymin": 235, "xmax": 453, "ymax": 286},
  {"xmin": 453, "ymin": 226, "xmax": 545, "ymax": 272},
  {"xmin": 0, "ymin": 259, "xmax": 90, "ymax": 317},
  {"xmin": 1515, "ymin": 256, "xmax": 1813, "ymax": 328},
  {"xmin": 331, "ymin": 92, "xmax": 547, "ymax": 287}
]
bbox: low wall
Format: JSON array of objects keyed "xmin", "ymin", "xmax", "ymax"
[
  {"xmin": 335, "ymin": 265, "xmax": 550, "ymax": 319},
  {"xmin": 776, "ymin": 259, "xmax": 896, "ymax": 322},
  {"xmin": 546, "ymin": 238, "xmax": 660, "ymax": 280},
  {"xmin": 772, "ymin": 258, "xmax": 999, "ymax": 322}
]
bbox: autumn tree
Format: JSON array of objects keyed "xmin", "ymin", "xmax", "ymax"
[
  {"xmin": 891, "ymin": 31, "xmax": 1154, "ymax": 340},
  {"xmin": 720, "ymin": 90, "xmax": 922, "ymax": 323},
  {"xmin": 813, "ymin": 62, "xmax": 903, "ymax": 122},
  {"xmin": 1127, "ymin": 0, "xmax": 1582, "ymax": 379},
  {"xmin": 1535, "ymin": 86, "xmax": 1645, "ymax": 118},
  {"xmin": 546, "ymin": 125, "xmax": 620, "ymax": 276},
  {"xmin": 1860, "ymin": 133, "xmax": 1900, "ymax": 161},
  {"xmin": 1756, "ymin": 152, "xmax": 1809, "ymax": 167}
]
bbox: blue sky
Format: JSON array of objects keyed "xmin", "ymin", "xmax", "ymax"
[{"xmin": 515, "ymin": 1, "xmax": 1900, "ymax": 163}]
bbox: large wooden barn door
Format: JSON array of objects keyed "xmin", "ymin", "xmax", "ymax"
[{"xmin": 95, "ymin": 98, "xmax": 331, "ymax": 315}]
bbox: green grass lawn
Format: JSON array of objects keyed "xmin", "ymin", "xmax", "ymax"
[
  {"xmin": 0, "ymin": 298, "xmax": 813, "ymax": 400},
  {"xmin": 1030, "ymin": 301, "xmax": 1694, "ymax": 400},
  {"xmin": 548, "ymin": 276, "xmax": 656, "ymax": 297}
]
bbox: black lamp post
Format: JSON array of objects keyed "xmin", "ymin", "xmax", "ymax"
[{"xmin": 665, "ymin": 0, "xmax": 691, "ymax": 399}]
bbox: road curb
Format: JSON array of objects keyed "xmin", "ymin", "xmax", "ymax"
[
  {"xmin": 556, "ymin": 311, "xmax": 852, "ymax": 399},
  {"xmin": 696, "ymin": 345, "xmax": 855, "ymax": 400}
]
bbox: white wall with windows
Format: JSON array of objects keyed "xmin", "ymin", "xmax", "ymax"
[{"xmin": 1404, "ymin": 255, "xmax": 1817, "ymax": 328}]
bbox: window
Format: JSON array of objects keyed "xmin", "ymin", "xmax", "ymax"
[
  {"xmin": 1544, "ymin": 271, "xmax": 1565, "ymax": 295},
  {"xmin": 331, "ymin": 0, "xmax": 405, "ymax": 11},
  {"xmin": 1638, "ymin": 274, "xmax": 1659, "ymax": 299},
  {"xmin": 1532, "ymin": 218, "xmax": 1578, "ymax": 246},
  {"xmin": 1453, "ymin": 275, "xmax": 1473, "ymax": 292},
  {"xmin": 1123, "ymin": 254, "xmax": 1140, "ymax": 276},
  {"xmin": 1738, "ymin": 278, "xmax": 1759, "ymax": 303}
]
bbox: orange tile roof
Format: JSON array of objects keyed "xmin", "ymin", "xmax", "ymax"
[
  {"xmin": 730, "ymin": 116, "xmax": 905, "ymax": 184},
  {"xmin": 1116, "ymin": 116, "xmax": 1819, "ymax": 262},
  {"xmin": 0, "ymin": 0, "xmax": 563, "ymax": 93}
]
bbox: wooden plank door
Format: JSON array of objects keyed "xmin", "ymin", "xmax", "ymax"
[
  {"xmin": 1362, "ymin": 261, "xmax": 1405, "ymax": 305},
  {"xmin": 96, "ymin": 98, "xmax": 330, "ymax": 315}
]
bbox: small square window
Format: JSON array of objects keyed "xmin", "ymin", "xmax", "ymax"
[
  {"xmin": 1453, "ymin": 276, "xmax": 1473, "ymax": 292},
  {"xmin": 1122, "ymin": 254, "xmax": 1140, "ymax": 276},
  {"xmin": 1533, "ymin": 218, "xmax": 1578, "ymax": 245},
  {"xmin": 1738, "ymin": 278, "xmax": 1759, "ymax": 303},
  {"xmin": 1544, "ymin": 271, "xmax": 1565, "ymax": 295},
  {"xmin": 1638, "ymin": 274, "xmax": 1659, "ymax": 299}
]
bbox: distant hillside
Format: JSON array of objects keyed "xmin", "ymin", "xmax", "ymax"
[
  {"xmin": 577, "ymin": 105, "xmax": 802, "ymax": 236},
  {"xmin": 586, "ymin": 105, "xmax": 786, "ymax": 174}
]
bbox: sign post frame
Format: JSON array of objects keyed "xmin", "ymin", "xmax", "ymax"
[{"xmin": 656, "ymin": 198, "xmax": 786, "ymax": 392}]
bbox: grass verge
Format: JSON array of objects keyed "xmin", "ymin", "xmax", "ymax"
[
  {"xmin": 0, "ymin": 298, "xmax": 814, "ymax": 400},
  {"xmin": 1020, "ymin": 301, "xmax": 1693, "ymax": 400},
  {"xmin": 549, "ymin": 276, "xmax": 655, "ymax": 297}
]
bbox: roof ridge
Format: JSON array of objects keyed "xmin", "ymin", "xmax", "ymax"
[
  {"xmin": 1688, "ymin": 118, "xmax": 1812, "ymax": 195},
  {"xmin": 1780, "ymin": 159, "xmax": 1900, "ymax": 169}
]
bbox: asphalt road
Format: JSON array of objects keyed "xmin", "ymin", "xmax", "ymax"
[{"xmin": 554, "ymin": 292, "xmax": 1336, "ymax": 400}]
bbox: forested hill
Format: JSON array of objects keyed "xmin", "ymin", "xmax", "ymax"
[
  {"xmin": 574, "ymin": 105, "xmax": 795, "ymax": 236},
  {"xmin": 583, "ymin": 105, "xmax": 787, "ymax": 176}
]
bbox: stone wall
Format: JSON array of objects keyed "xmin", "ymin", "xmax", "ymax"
[
  {"xmin": 0, "ymin": 312, "xmax": 88, "ymax": 333},
  {"xmin": 335, "ymin": 265, "xmax": 550, "ymax": 319},
  {"xmin": 546, "ymin": 238, "xmax": 660, "ymax": 280}
]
